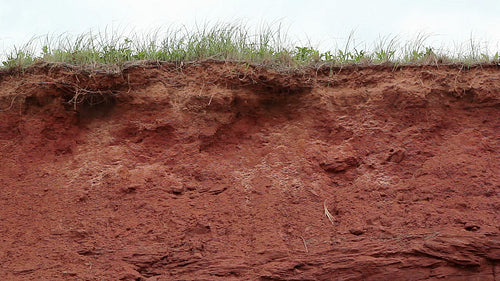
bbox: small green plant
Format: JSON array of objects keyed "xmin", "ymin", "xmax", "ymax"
[
  {"xmin": 373, "ymin": 35, "xmax": 398, "ymax": 62},
  {"xmin": 2, "ymin": 49, "xmax": 36, "ymax": 68},
  {"xmin": 492, "ymin": 52, "xmax": 500, "ymax": 61},
  {"xmin": 407, "ymin": 47, "xmax": 435, "ymax": 62},
  {"xmin": 350, "ymin": 49, "xmax": 369, "ymax": 63},
  {"xmin": 321, "ymin": 51, "xmax": 333, "ymax": 61},
  {"xmin": 294, "ymin": 46, "xmax": 320, "ymax": 62}
]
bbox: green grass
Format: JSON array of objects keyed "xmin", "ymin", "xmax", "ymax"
[{"xmin": 2, "ymin": 23, "xmax": 499, "ymax": 70}]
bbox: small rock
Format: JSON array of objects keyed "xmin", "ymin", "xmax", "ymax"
[
  {"xmin": 209, "ymin": 186, "xmax": 227, "ymax": 195},
  {"xmin": 464, "ymin": 225, "xmax": 480, "ymax": 232},
  {"xmin": 188, "ymin": 223, "xmax": 211, "ymax": 234},
  {"xmin": 120, "ymin": 185, "xmax": 138, "ymax": 194},
  {"xmin": 349, "ymin": 228, "xmax": 365, "ymax": 236},
  {"xmin": 320, "ymin": 156, "xmax": 359, "ymax": 173},
  {"xmin": 61, "ymin": 271, "xmax": 77, "ymax": 276},
  {"xmin": 193, "ymin": 252, "xmax": 203, "ymax": 259},
  {"xmin": 387, "ymin": 148, "xmax": 406, "ymax": 163},
  {"xmin": 77, "ymin": 191, "xmax": 89, "ymax": 202},
  {"xmin": 170, "ymin": 185, "xmax": 185, "ymax": 194},
  {"xmin": 161, "ymin": 175, "xmax": 184, "ymax": 194}
]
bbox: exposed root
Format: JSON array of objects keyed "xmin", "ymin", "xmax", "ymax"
[
  {"xmin": 25, "ymin": 81, "xmax": 119, "ymax": 111},
  {"xmin": 64, "ymin": 87, "xmax": 117, "ymax": 110},
  {"xmin": 0, "ymin": 95, "xmax": 20, "ymax": 112}
]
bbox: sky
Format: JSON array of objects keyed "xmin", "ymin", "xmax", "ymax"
[{"xmin": 1, "ymin": 0, "xmax": 499, "ymax": 56}]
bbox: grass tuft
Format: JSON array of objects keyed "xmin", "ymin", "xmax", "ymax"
[{"xmin": 2, "ymin": 23, "xmax": 499, "ymax": 70}]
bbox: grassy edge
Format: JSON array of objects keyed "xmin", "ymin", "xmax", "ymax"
[{"xmin": 2, "ymin": 23, "xmax": 499, "ymax": 71}]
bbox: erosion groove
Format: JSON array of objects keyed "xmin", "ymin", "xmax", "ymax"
[{"xmin": 0, "ymin": 61, "xmax": 499, "ymax": 280}]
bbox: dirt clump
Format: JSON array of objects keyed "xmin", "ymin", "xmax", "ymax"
[{"xmin": 0, "ymin": 61, "xmax": 499, "ymax": 280}]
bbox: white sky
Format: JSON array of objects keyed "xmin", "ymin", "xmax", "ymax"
[{"xmin": 1, "ymin": 0, "xmax": 499, "ymax": 56}]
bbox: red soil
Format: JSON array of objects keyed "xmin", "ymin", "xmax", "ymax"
[{"xmin": 0, "ymin": 62, "xmax": 499, "ymax": 280}]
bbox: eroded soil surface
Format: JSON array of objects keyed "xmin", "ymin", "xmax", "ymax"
[{"xmin": 0, "ymin": 62, "xmax": 499, "ymax": 280}]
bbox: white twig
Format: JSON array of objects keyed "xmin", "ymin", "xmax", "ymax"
[
  {"xmin": 300, "ymin": 236, "xmax": 308, "ymax": 253},
  {"xmin": 324, "ymin": 200, "xmax": 335, "ymax": 226}
]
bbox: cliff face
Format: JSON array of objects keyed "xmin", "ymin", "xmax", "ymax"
[{"xmin": 0, "ymin": 62, "xmax": 499, "ymax": 280}]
